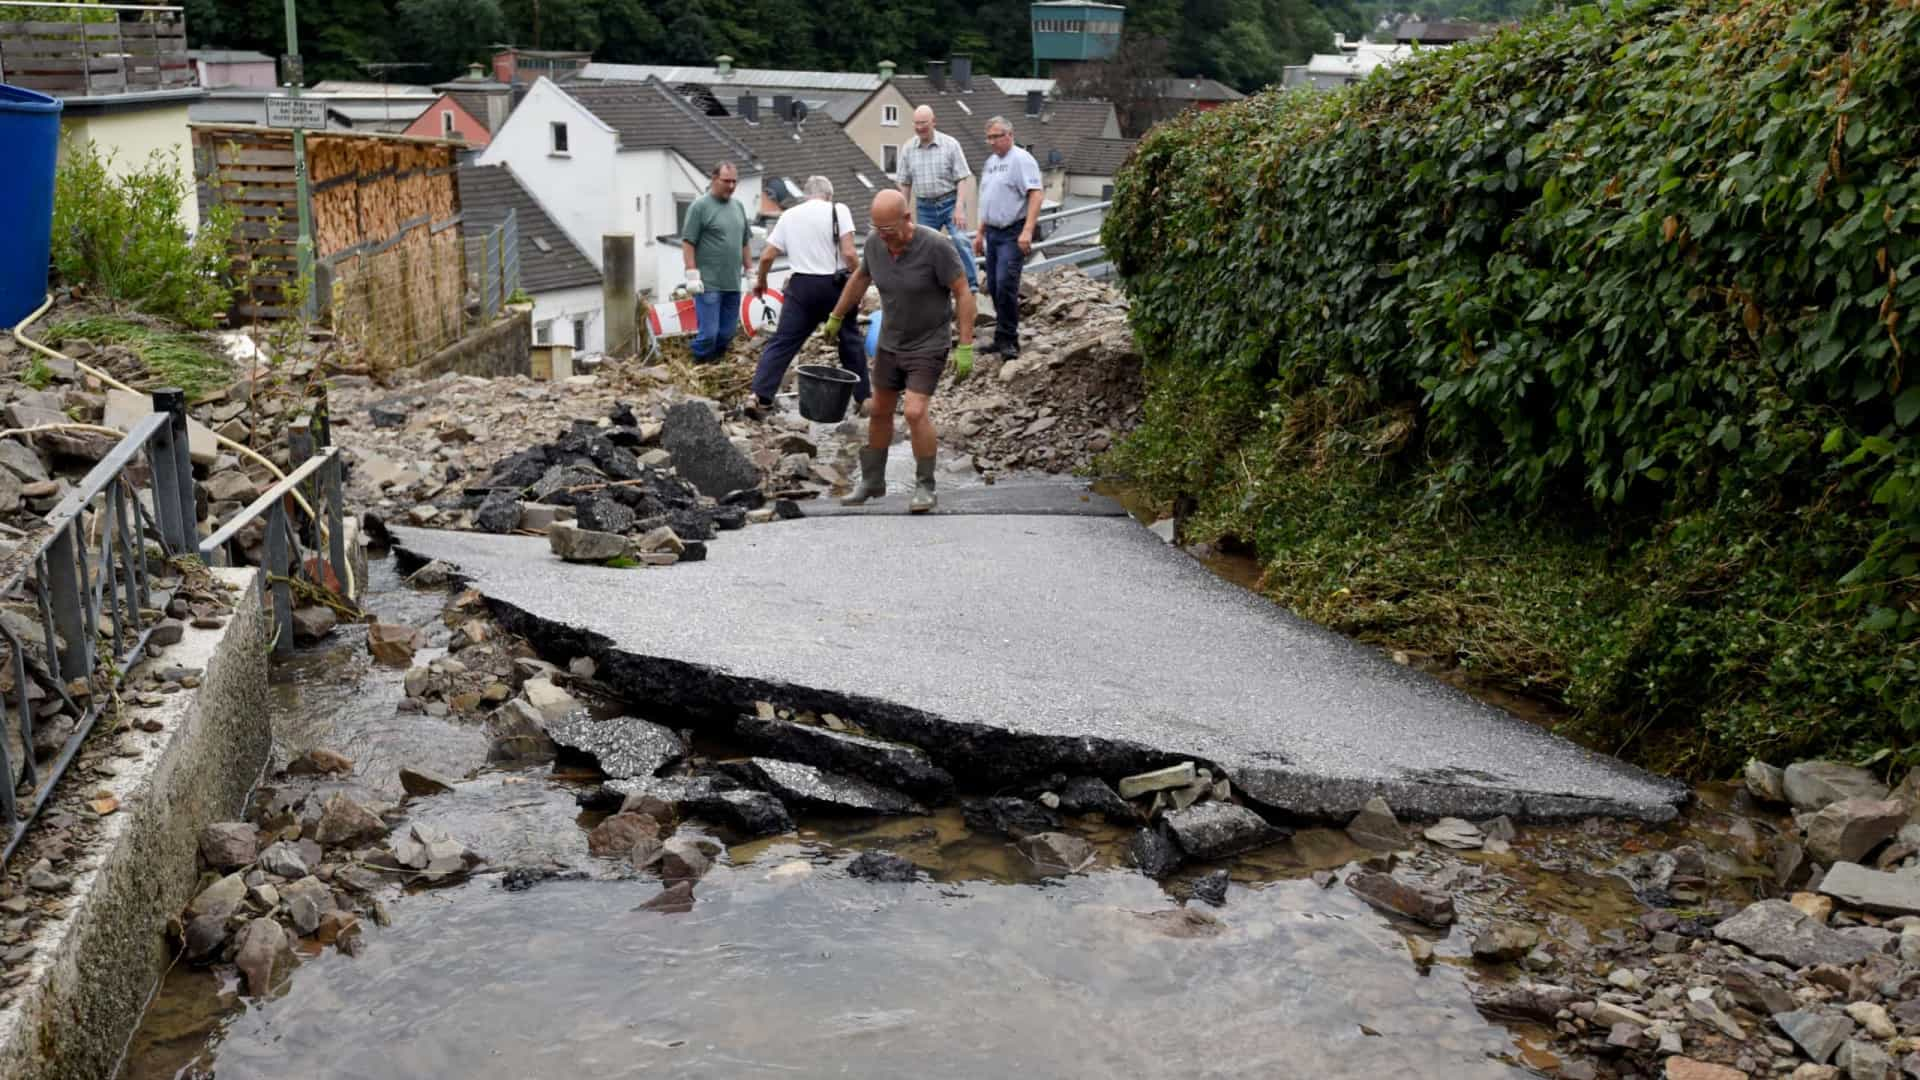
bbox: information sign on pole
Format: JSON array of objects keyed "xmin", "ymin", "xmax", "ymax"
[{"xmin": 267, "ymin": 96, "xmax": 327, "ymax": 130}]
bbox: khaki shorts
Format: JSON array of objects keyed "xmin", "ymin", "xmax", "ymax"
[{"xmin": 871, "ymin": 347, "xmax": 946, "ymax": 396}]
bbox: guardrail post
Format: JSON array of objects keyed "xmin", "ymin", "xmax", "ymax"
[
  {"xmin": 44, "ymin": 527, "xmax": 92, "ymax": 679},
  {"xmin": 265, "ymin": 501, "xmax": 293, "ymax": 655},
  {"xmin": 327, "ymin": 453, "xmax": 346, "ymax": 602},
  {"xmin": 153, "ymin": 389, "xmax": 198, "ymax": 552},
  {"xmin": 288, "ymin": 421, "xmax": 315, "ymax": 548}
]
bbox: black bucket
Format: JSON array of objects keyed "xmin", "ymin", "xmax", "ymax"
[{"xmin": 796, "ymin": 364, "xmax": 858, "ymax": 422}]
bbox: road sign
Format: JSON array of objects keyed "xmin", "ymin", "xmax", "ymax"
[{"xmin": 266, "ymin": 96, "xmax": 327, "ymax": 130}]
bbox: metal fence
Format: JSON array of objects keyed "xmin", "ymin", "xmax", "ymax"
[
  {"xmin": 1025, "ymin": 200, "xmax": 1111, "ymax": 277},
  {"xmin": 466, "ymin": 209, "xmax": 521, "ymax": 322},
  {"xmin": 0, "ymin": 391, "xmax": 197, "ymax": 866}
]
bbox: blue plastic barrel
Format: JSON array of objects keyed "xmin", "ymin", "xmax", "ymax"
[{"xmin": 0, "ymin": 84, "xmax": 63, "ymax": 329}]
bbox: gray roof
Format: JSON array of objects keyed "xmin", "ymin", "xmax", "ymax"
[
  {"xmin": 189, "ymin": 49, "xmax": 273, "ymax": 64},
  {"xmin": 709, "ymin": 110, "xmax": 896, "ymax": 232},
  {"xmin": 886, "ymin": 75, "xmax": 1117, "ymax": 177},
  {"xmin": 1069, "ymin": 137, "xmax": 1136, "ymax": 178},
  {"xmin": 564, "ymin": 79, "xmax": 761, "ymax": 174},
  {"xmin": 457, "ymin": 163, "xmax": 601, "ymax": 293},
  {"xmin": 578, "ymin": 62, "xmax": 885, "ymax": 93},
  {"xmin": 444, "ymin": 89, "xmax": 504, "ymax": 131},
  {"xmin": 1147, "ymin": 77, "xmax": 1244, "ymax": 102}
]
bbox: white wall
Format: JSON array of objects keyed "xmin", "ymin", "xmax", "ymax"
[
  {"xmin": 529, "ymin": 284, "xmax": 605, "ymax": 353},
  {"xmin": 625, "ymin": 148, "xmax": 763, "ymax": 300},
  {"xmin": 477, "ymin": 78, "xmax": 620, "ymax": 276}
]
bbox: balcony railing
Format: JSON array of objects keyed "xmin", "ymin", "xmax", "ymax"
[{"xmin": 0, "ymin": 1, "xmax": 193, "ymax": 99}]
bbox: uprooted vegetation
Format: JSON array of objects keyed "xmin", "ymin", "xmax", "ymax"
[{"xmin": 1104, "ymin": 0, "xmax": 1920, "ymax": 776}]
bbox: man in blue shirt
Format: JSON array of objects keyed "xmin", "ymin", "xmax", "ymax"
[
  {"xmin": 679, "ymin": 161, "xmax": 752, "ymax": 363},
  {"xmin": 971, "ymin": 116, "xmax": 1045, "ymax": 360}
]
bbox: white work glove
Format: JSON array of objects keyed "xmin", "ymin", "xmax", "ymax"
[{"xmin": 684, "ymin": 269, "xmax": 705, "ymax": 296}]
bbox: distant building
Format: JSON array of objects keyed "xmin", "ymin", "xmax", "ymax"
[
  {"xmin": 1392, "ymin": 20, "xmax": 1499, "ymax": 45},
  {"xmin": 458, "ymin": 162, "xmax": 603, "ymax": 353},
  {"xmin": 188, "ymin": 49, "xmax": 275, "ymax": 90},
  {"xmin": 491, "ymin": 47, "xmax": 591, "ymax": 87},
  {"xmin": 1282, "ymin": 35, "xmax": 1415, "ymax": 91},
  {"xmin": 404, "ymin": 95, "xmax": 492, "ymax": 147},
  {"xmin": 192, "ymin": 82, "xmax": 437, "ymax": 133}
]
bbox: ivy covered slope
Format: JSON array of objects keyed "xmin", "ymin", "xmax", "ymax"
[{"xmin": 1104, "ymin": 0, "xmax": 1920, "ymax": 776}]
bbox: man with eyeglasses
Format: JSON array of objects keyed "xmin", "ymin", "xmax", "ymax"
[
  {"xmin": 972, "ymin": 117, "xmax": 1044, "ymax": 361},
  {"xmin": 679, "ymin": 161, "xmax": 752, "ymax": 363},
  {"xmin": 821, "ymin": 189, "xmax": 976, "ymax": 513},
  {"xmin": 896, "ymin": 105, "xmax": 979, "ymax": 292}
]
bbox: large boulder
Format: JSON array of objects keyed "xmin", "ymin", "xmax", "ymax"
[
  {"xmin": 659, "ymin": 401, "xmax": 759, "ymax": 498},
  {"xmin": 1346, "ymin": 870, "xmax": 1456, "ymax": 927},
  {"xmin": 548, "ymin": 523, "xmax": 628, "ymax": 563},
  {"xmin": 233, "ymin": 917, "xmax": 294, "ymax": 996},
  {"xmin": 474, "ymin": 490, "xmax": 522, "ymax": 533},
  {"xmin": 198, "ymin": 822, "xmax": 259, "ymax": 871},
  {"xmin": 1803, "ymin": 798, "xmax": 1905, "ymax": 865},
  {"xmin": 1783, "ymin": 761, "xmax": 1889, "ymax": 812},
  {"xmin": 1127, "ymin": 827, "xmax": 1183, "ymax": 878},
  {"xmin": 1712, "ymin": 899, "xmax": 1879, "ymax": 968},
  {"xmin": 1161, "ymin": 802, "xmax": 1280, "ymax": 860},
  {"xmin": 1815, "ymin": 862, "xmax": 1920, "ymax": 917}
]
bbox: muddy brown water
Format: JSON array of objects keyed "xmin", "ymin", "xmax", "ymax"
[{"xmin": 115, "ymin": 549, "xmax": 1770, "ymax": 1079}]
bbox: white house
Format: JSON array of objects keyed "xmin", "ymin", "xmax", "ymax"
[
  {"xmin": 457, "ymin": 162, "xmax": 604, "ymax": 353},
  {"xmin": 476, "ymin": 76, "xmax": 766, "ymax": 310}
]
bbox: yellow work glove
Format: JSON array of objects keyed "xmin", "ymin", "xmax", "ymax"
[
  {"xmin": 822, "ymin": 313, "xmax": 844, "ymax": 340},
  {"xmin": 952, "ymin": 343, "xmax": 974, "ymax": 383}
]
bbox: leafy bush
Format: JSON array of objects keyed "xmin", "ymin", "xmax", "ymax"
[
  {"xmin": 51, "ymin": 140, "xmax": 236, "ymax": 328},
  {"xmin": 1105, "ymin": 0, "xmax": 1920, "ymax": 773}
]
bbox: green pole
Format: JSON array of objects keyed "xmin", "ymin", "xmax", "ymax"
[{"xmin": 284, "ymin": 0, "xmax": 315, "ymax": 316}]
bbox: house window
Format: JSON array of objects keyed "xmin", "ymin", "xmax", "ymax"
[
  {"xmin": 534, "ymin": 320, "xmax": 553, "ymax": 345},
  {"xmin": 881, "ymin": 104, "xmax": 899, "ymax": 127},
  {"xmin": 441, "ymin": 110, "xmax": 455, "ymax": 135},
  {"xmin": 550, "ymin": 122, "xmax": 569, "ymax": 155},
  {"xmin": 674, "ymin": 196, "xmax": 696, "ymax": 233},
  {"xmin": 882, "ymin": 144, "xmax": 899, "ymax": 174},
  {"xmin": 1102, "ymin": 183, "xmax": 1115, "ymax": 200},
  {"xmin": 573, "ymin": 317, "xmax": 588, "ymax": 349}
]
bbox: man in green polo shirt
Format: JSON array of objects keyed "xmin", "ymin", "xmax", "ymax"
[{"xmin": 680, "ymin": 161, "xmax": 752, "ymax": 363}]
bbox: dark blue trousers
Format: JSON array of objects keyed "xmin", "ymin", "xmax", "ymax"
[
  {"xmin": 982, "ymin": 223, "xmax": 1026, "ymax": 353},
  {"xmin": 751, "ymin": 272, "xmax": 869, "ymax": 403}
]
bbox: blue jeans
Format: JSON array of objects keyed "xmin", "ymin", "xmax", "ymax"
[
  {"xmin": 751, "ymin": 273, "xmax": 869, "ymax": 403},
  {"xmin": 915, "ymin": 193, "xmax": 978, "ymax": 290},
  {"xmin": 691, "ymin": 289, "xmax": 740, "ymax": 361},
  {"xmin": 982, "ymin": 224, "xmax": 1026, "ymax": 352}
]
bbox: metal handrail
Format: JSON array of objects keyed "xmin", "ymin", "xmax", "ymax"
[
  {"xmin": 0, "ymin": 392, "xmax": 198, "ymax": 867},
  {"xmin": 198, "ymin": 434, "xmax": 345, "ymax": 656},
  {"xmin": 1031, "ymin": 200, "xmax": 1110, "ymax": 227},
  {"xmin": 1026, "ymin": 201, "xmax": 1110, "ymax": 275}
]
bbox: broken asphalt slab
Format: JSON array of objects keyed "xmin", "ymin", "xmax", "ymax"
[{"xmin": 392, "ymin": 517, "xmax": 1686, "ymax": 822}]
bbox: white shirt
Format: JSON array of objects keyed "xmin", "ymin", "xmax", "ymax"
[{"xmin": 765, "ymin": 200, "xmax": 854, "ymax": 276}]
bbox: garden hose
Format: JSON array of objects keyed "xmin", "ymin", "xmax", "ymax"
[{"xmin": 12, "ymin": 295, "xmax": 357, "ymax": 599}]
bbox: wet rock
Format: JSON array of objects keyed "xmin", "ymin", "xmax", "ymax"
[
  {"xmin": 847, "ymin": 852, "xmax": 921, "ymax": 883},
  {"xmin": 398, "ymin": 767, "xmax": 456, "ymax": 798},
  {"xmin": 731, "ymin": 715, "xmax": 953, "ymax": 799},
  {"xmin": 660, "ymin": 401, "xmax": 758, "ymax": 498},
  {"xmin": 1776, "ymin": 1008, "xmax": 1859, "ymax": 1064},
  {"xmin": 587, "ymin": 812, "xmax": 661, "ymax": 857},
  {"xmin": 183, "ymin": 913, "xmax": 230, "ymax": 964},
  {"xmin": 258, "ymin": 841, "xmax": 310, "ymax": 880},
  {"xmin": 1127, "ymin": 827, "xmax": 1183, "ymax": 878},
  {"xmin": 1786, "ymin": 762, "xmax": 1891, "ymax": 812},
  {"xmin": 1817, "ymin": 862, "xmax": 1920, "ymax": 917},
  {"xmin": 963, "ymin": 796, "xmax": 1061, "ymax": 840},
  {"xmin": 366, "ymin": 623, "xmax": 423, "ymax": 667},
  {"xmin": 1746, "ymin": 760, "xmax": 1788, "ymax": 803},
  {"xmin": 1161, "ymin": 802, "xmax": 1280, "ymax": 860},
  {"xmin": 233, "ymin": 917, "xmax": 293, "ymax": 996},
  {"xmin": 659, "ymin": 837, "xmax": 712, "ymax": 882},
  {"xmin": 547, "ymin": 712, "xmax": 685, "ymax": 781},
  {"xmin": 1471, "ymin": 921, "xmax": 1540, "ymax": 963},
  {"xmin": 1472, "ymin": 982, "xmax": 1580, "ymax": 1023},
  {"xmin": 637, "ymin": 881, "xmax": 696, "ymax": 913},
  {"xmin": 287, "ymin": 747, "xmax": 354, "ymax": 776},
  {"xmin": 405, "ymin": 560, "xmax": 455, "ymax": 588},
  {"xmin": 1016, "ymin": 832, "xmax": 1096, "ymax": 875},
  {"xmin": 289, "ymin": 605, "xmax": 338, "ymax": 643},
  {"xmin": 1664, "ymin": 1059, "xmax": 1748, "ymax": 1080},
  {"xmin": 1805, "ymin": 799, "xmax": 1906, "ymax": 866},
  {"xmin": 681, "ymin": 789, "xmax": 793, "ymax": 837},
  {"xmin": 1190, "ymin": 869, "xmax": 1230, "ymax": 907},
  {"xmin": 725, "ymin": 757, "xmax": 922, "ymax": 816},
  {"xmin": 314, "ymin": 795, "xmax": 388, "ymax": 847},
  {"xmin": 189, "ymin": 872, "xmax": 246, "ymax": 917},
  {"xmin": 1845, "ymin": 1002, "xmax": 1897, "ymax": 1040},
  {"xmin": 1056, "ymin": 776, "xmax": 1134, "ymax": 820},
  {"xmin": 1347, "ymin": 871, "xmax": 1456, "ymax": 927},
  {"xmin": 1116, "ymin": 762, "xmax": 1196, "ymax": 799},
  {"xmin": 1717, "ymin": 900, "xmax": 1879, "ymax": 968},
  {"xmin": 390, "ymin": 825, "xmax": 476, "ymax": 880},
  {"xmin": 1423, "ymin": 818, "xmax": 1485, "ymax": 850},
  {"xmin": 282, "ymin": 876, "xmax": 334, "ymax": 936},
  {"xmin": 1346, "ymin": 796, "xmax": 1409, "ymax": 851},
  {"xmin": 199, "ymin": 822, "xmax": 259, "ymax": 871},
  {"xmin": 1687, "ymin": 987, "xmax": 1746, "ymax": 1039},
  {"xmin": 547, "ymin": 523, "xmax": 628, "ymax": 563}
]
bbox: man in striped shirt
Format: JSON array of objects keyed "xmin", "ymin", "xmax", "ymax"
[{"xmin": 896, "ymin": 105, "xmax": 980, "ymax": 291}]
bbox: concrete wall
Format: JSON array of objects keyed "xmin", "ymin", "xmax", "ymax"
[
  {"xmin": 392, "ymin": 307, "xmax": 532, "ymax": 381},
  {"xmin": 59, "ymin": 101, "xmax": 200, "ymax": 232},
  {"xmin": 0, "ymin": 568, "xmax": 271, "ymax": 1080},
  {"xmin": 530, "ymin": 285, "xmax": 604, "ymax": 353},
  {"xmin": 841, "ymin": 82, "xmax": 915, "ymax": 174},
  {"xmin": 196, "ymin": 60, "xmax": 275, "ymax": 89}
]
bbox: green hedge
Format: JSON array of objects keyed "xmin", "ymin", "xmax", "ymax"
[{"xmin": 1105, "ymin": 0, "xmax": 1920, "ymax": 772}]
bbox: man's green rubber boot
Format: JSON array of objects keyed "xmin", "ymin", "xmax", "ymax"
[
  {"xmin": 842, "ymin": 447, "xmax": 888, "ymax": 506},
  {"xmin": 910, "ymin": 456, "xmax": 937, "ymax": 513}
]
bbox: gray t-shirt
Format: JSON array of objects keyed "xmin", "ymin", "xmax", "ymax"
[{"xmin": 864, "ymin": 225, "xmax": 964, "ymax": 355}]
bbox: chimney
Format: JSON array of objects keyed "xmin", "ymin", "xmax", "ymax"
[
  {"xmin": 950, "ymin": 54, "xmax": 972, "ymax": 93},
  {"xmin": 1025, "ymin": 89, "xmax": 1043, "ymax": 117},
  {"xmin": 467, "ymin": 63, "xmax": 484, "ymax": 80},
  {"xmin": 878, "ymin": 59, "xmax": 896, "ymax": 81},
  {"xmin": 738, "ymin": 94, "xmax": 759, "ymax": 124},
  {"xmin": 715, "ymin": 54, "xmax": 734, "ymax": 77},
  {"xmin": 926, "ymin": 60, "xmax": 947, "ymax": 92},
  {"xmin": 772, "ymin": 94, "xmax": 793, "ymax": 121}
]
